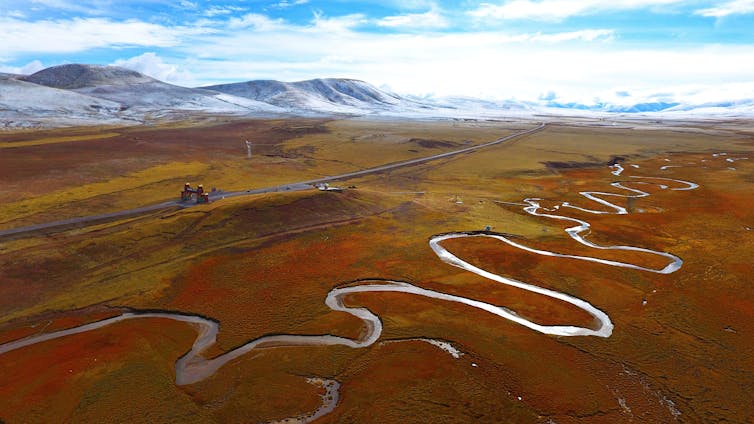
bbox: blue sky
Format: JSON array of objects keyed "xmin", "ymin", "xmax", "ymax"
[{"xmin": 1, "ymin": 0, "xmax": 753, "ymax": 105}]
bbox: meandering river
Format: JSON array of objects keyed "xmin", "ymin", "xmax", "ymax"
[{"xmin": 3, "ymin": 156, "xmax": 733, "ymax": 420}]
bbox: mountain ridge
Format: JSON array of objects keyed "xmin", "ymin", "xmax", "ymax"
[
  {"xmin": 200, "ymin": 78, "xmax": 435, "ymax": 115},
  {"xmin": 22, "ymin": 64, "xmax": 155, "ymax": 89},
  {"xmin": 1, "ymin": 63, "xmax": 752, "ymax": 129}
]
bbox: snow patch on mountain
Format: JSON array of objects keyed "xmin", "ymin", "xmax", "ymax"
[
  {"xmin": 0, "ymin": 77, "xmax": 128, "ymax": 128},
  {"xmin": 23, "ymin": 64, "xmax": 154, "ymax": 89},
  {"xmin": 1, "ymin": 63, "xmax": 752, "ymax": 129},
  {"xmin": 202, "ymin": 78, "xmax": 435, "ymax": 115},
  {"xmin": 6, "ymin": 64, "xmax": 286, "ymax": 125}
]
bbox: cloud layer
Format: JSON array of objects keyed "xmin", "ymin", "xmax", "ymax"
[
  {"xmin": 695, "ymin": 0, "xmax": 754, "ymax": 17},
  {"xmin": 1, "ymin": 1, "xmax": 752, "ymax": 106},
  {"xmin": 468, "ymin": 0, "xmax": 687, "ymax": 21}
]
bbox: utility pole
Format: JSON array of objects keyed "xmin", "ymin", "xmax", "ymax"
[{"xmin": 245, "ymin": 140, "xmax": 252, "ymax": 159}]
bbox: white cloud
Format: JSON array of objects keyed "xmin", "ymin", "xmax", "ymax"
[
  {"xmin": 0, "ymin": 17, "xmax": 202, "ymax": 56},
  {"xmin": 3, "ymin": 10, "xmax": 752, "ymax": 108},
  {"xmin": 591, "ymin": 81, "xmax": 754, "ymax": 107},
  {"xmin": 204, "ymin": 5, "xmax": 247, "ymax": 17},
  {"xmin": 111, "ymin": 52, "xmax": 194, "ymax": 85},
  {"xmin": 6, "ymin": 10, "xmax": 27, "ymax": 18},
  {"xmin": 275, "ymin": 0, "xmax": 309, "ymax": 8},
  {"xmin": 504, "ymin": 29, "xmax": 615, "ymax": 42},
  {"xmin": 179, "ymin": 16, "xmax": 754, "ymax": 106},
  {"xmin": 20, "ymin": 59, "xmax": 45, "ymax": 74},
  {"xmin": 469, "ymin": 0, "xmax": 686, "ymax": 21},
  {"xmin": 539, "ymin": 90, "xmax": 557, "ymax": 100},
  {"xmin": 377, "ymin": 9, "xmax": 448, "ymax": 29},
  {"xmin": 0, "ymin": 59, "xmax": 45, "ymax": 75},
  {"xmin": 695, "ymin": 0, "xmax": 754, "ymax": 17},
  {"xmin": 179, "ymin": 0, "xmax": 198, "ymax": 9},
  {"xmin": 29, "ymin": 0, "xmax": 113, "ymax": 15},
  {"xmin": 311, "ymin": 12, "xmax": 367, "ymax": 32},
  {"xmin": 228, "ymin": 11, "xmax": 366, "ymax": 33},
  {"xmin": 30, "ymin": 0, "xmax": 86, "ymax": 11},
  {"xmin": 382, "ymin": 0, "xmax": 437, "ymax": 9},
  {"xmin": 228, "ymin": 13, "xmax": 286, "ymax": 30}
]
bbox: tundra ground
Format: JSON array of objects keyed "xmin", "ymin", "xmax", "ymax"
[{"xmin": 0, "ymin": 118, "xmax": 752, "ymax": 423}]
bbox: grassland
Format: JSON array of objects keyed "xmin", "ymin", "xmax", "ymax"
[
  {"xmin": 0, "ymin": 117, "xmax": 752, "ymax": 423},
  {"xmin": 0, "ymin": 118, "xmax": 526, "ymax": 229}
]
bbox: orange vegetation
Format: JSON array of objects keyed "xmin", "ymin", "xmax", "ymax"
[{"xmin": 0, "ymin": 119, "xmax": 752, "ymax": 423}]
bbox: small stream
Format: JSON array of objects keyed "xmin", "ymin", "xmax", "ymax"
[{"xmin": 3, "ymin": 155, "xmax": 741, "ymax": 420}]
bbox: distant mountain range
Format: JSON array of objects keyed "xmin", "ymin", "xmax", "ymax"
[
  {"xmin": 1, "ymin": 64, "xmax": 752, "ymax": 128},
  {"xmin": 200, "ymin": 78, "xmax": 434, "ymax": 114}
]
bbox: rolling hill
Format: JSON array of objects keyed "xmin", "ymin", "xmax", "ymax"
[
  {"xmin": 201, "ymin": 78, "xmax": 435, "ymax": 115},
  {"xmin": 1, "ymin": 63, "xmax": 752, "ymax": 128},
  {"xmin": 21, "ymin": 64, "xmax": 284, "ymax": 117}
]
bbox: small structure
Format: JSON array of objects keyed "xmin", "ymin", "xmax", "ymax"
[
  {"xmin": 181, "ymin": 183, "xmax": 211, "ymax": 204},
  {"xmin": 181, "ymin": 183, "xmax": 193, "ymax": 201},
  {"xmin": 315, "ymin": 182, "xmax": 343, "ymax": 192}
]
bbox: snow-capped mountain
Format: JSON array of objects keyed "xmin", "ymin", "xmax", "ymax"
[
  {"xmin": 1, "ymin": 63, "xmax": 752, "ymax": 129},
  {"xmin": 0, "ymin": 72, "xmax": 22, "ymax": 80},
  {"xmin": 201, "ymin": 78, "xmax": 435, "ymax": 115},
  {"xmin": 0, "ymin": 64, "xmax": 288, "ymax": 128},
  {"xmin": 0, "ymin": 76, "xmax": 126, "ymax": 128},
  {"xmin": 22, "ymin": 64, "xmax": 153, "ymax": 89},
  {"xmin": 20, "ymin": 64, "xmax": 284, "ymax": 117}
]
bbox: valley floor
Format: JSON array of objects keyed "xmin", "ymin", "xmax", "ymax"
[{"xmin": 0, "ymin": 117, "xmax": 752, "ymax": 423}]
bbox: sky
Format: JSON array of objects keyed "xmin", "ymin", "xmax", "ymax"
[{"xmin": 1, "ymin": 0, "xmax": 753, "ymax": 106}]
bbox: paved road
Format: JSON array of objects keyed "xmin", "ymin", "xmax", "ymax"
[{"xmin": 0, "ymin": 123, "xmax": 544, "ymax": 239}]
